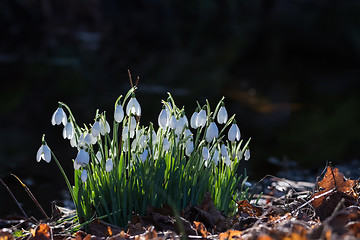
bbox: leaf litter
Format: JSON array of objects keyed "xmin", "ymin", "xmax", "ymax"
[{"xmin": 1, "ymin": 165, "xmax": 359, "ymax": 240}]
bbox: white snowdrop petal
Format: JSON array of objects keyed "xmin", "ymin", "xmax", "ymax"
[
  {"xmin": 105, "ymin": 121, "xmax": 111, "ymax": 133},
  {"xmin": 169, "ymin": 116, "xmax": 177, "ymax": 130},
  {"xmin": 92, "ymin": 121, "xmax": 101, "ymax": 137},
  {"xmin": 244, "ymin": 149, "xmax": 250, "ymax": 161},
  {"xmin": 205, "ymin": 122, "xmax": 219, "ymax": 143},
  {"xmin": 221, "ymin": 144, "xmax": 228, "ymax": 157},
  {"xmin": 43, "ymin": 145, "xmax": 51, "ymax": 163},
  {"xmin": 70, "ymin": 136, "xmax": 77, "ymax": 148},
  {"xmin": 140, "ymin": 149, "xmax": 148, "ymax": 162},
  {"xmin": 190, "ymin": 112, "xmax": 198, "ymax": 129},
  {"xmin": 105, "ymin": 158, "xmax": 113, "ymax": 172},
  {"xmin": 217, "ymin": 107, "xmax": 228, "ymax": 124},
  {"xmin": 81, "ymin": 170, "xmax": 87, "ymax": 182},
  {"xmin": 228, "ymin": 124, "xmax": 240, "ymax": 142},
  {"xmin": 158, "ymin": 109, "xmax": 168, "ymax": 128},
  {"xmin": 114, "ymin": 104, "xmax": 124, "ymax": 123},
  {"xmin": 195, "ymin": 110, "xmax": 207, "ymax": 128},
  {"xmin": 163, "ymin": 138, "xmax": 170, "ymax": 151},
  {"xmin": 74, "ymin": 161, "xmax": 81, "ymax": 170},
  {"xmin": 202, "ymin": 147, "xmax": 209, "ymax": 161},
  {"xmin": 185, "ymin": 140, "xmax": 194, "ymax": 156},
  {"xmin": 36, "ymin": 145, "xmax": 43, "ymax": 162}
]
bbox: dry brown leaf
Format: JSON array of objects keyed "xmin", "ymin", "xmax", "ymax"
[
  {"xmin": 218, "ymin": 230, "xmax": 242, "ymax": 240},
  {"xmin": 311, "ymin": 166, "xmax": 358, "ymax": 220},
  {"xmin": 0, "ymin": 230, "xmax": 13, "ymax": 240},
  {"xmin": 193, "ymin": 221, "xmax": 208, "ymax": 237},
  {"xmin": 29, "ymin": 223, "xmax": 51, "ymax": 240},
  {"xmin": 237, "ymin": 199, "xmax": 262, "ymax": 217},
  {"xmin": 256, "ymin": 234, "xmax": 274, "ymax": 240},
  {"xmin": 89, "ymin": 219, "xmax": 122, "ymax": 237}
]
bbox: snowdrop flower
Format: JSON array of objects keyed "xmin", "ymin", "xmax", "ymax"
[
  {"xmin": 62, "ymin": 122, "xmax": 74, "ymax": 140},
  {"xmin": 122, "ymin": 139, "xmax": 129, "ymax": 152},
  {"xmin": 140, "ymin": 149, "xmax": 148, "ymax": 162},
  {"xmin": 224, "ymin": 155, "xmax": 231, "ymax": 166},
  {"xmin": 36, "ymin": 143, "xmax": 51, "ymax": 163},
  {"xmin": 195, "ymin": 108, "xmax": 207, "ymax": 128},
  {"xmin": 244, "ymin": 148, "xmax": 250, "ymax": 161},
  {"xmin": 75, "ymin": 148, "xmax": 89, "ymax": 167},
  {"xmin": 91, "ymin": 120, "xmax": 101, "ymax": 138},
  {"xmin": 217, "ymin": 104, "xmax": 228, "ymax": 124},
  {"xmin": 185, "ymin": 140, "xmax": 194, "ymax": 156},
  {"xmin": 70, "ymin": 135, "xmax": 77, "ymax": 148},
  {"xmin": 228, "ymin": 121, "xmax": 241, "ymax": 142},
  {"xmin": 211, "ymin": 149, "xmax": 220, "ymax": 166},
  {"xmin": 183, "ymin": 128, "xmax": 192, "ymax": 139},
  {"xmin": 149, "ymin": 130, "xmax": 157, "ymax": 146},
  {"xmin": 105, "ymin": 158, "xmax": 113, "ymax": 172},
  {"xmin": 139, "ymin": 134, "xmax": 147, "ymax": 149},
  {"xmin": 190, "ymin": 109, "xmax": 199, "ymax": 129},
  {"xmin": 99, "ymin": 120, "xmax": 111, "ymax": 136},
  {"xmin": 81, "ymin": 169, "xmax": 87, "ymax": 182},
  {"xmin": 114, "ymin": 102, "xmax": 124, "ymax": 123},
  {"xmin": 220, "ymin": 144, "xmax": 228, "ymax": 158},
  {"xmin": 122, "ymin": 125, "xmax": 130, "ymax": 139},
  {"xmin": 163, "ymin": 137, "xmax": 170, "ymax": 152},
  {"xmin": 126, "ymin": 95, "xmax": 141, "ymax": 116},
  {"xmin": 84, "ymin": 132, "xmax": 97, "ymax": 145},
  {"xmin": 158, "ymin": 106, "xmax": 168, "ymax": 128},
  {"xmin": 202, "ymin": 146, "xmax": 209, "ymax": 161},
  {"xmin": 175, "ymin": 114, "xmax": 187, "ymax": 134},
  {"xmin": 51, "ymin": 107, "xmax": 67, "ymax": 126},
  {"xmin": 205, "ymin": 121, "xmax": 219, "ymax": 143},
  {"xmin": 169, "ymin": 115, "xmax": 177, "ymax": 130}
]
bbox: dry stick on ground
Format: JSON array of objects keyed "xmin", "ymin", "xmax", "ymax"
[
  {"xmin": 11, "ymin": 174, "xmax": 49, "ymax": 219},
  {"xmin": 0, "ymin": 177, "xmax": 29, "ymax": 219}
]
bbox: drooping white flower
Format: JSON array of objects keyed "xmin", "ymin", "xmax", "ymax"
[
  {"xmin": 175, "ymin": 115, "xmax": 187, "ymax": 134},
  {"xmin": 224, "ymin": 155, "xmax": 231, "ymax": 166},
  {"xmin": 36, "ymin": 144, "xmax": 51, "ymax": 163},
  {"xmin": 139, "ymin": 134, "xmax": 147, "ymax": 149},
  {"xmin": 217, "ymin": 105, "xmax": 228, "ymax": 124},
  {"xmin": 122, "ymin": 125, "xmax": 129, "ymax": 139},
  {"xmin": 183, "ymin": 128, "xmax": 192, "ymax": 139},
  {"xmin": 114, "ymin": 103, "xmax": 124, "ymax": 123},
  {"xmin": 84, "ymin": 132, "xmax": 97, "ymax": 145},
  {"xmin": 122, "ymin": 139, "xmax": 129, "ymax": 152},
  {"xmin": 62, "ymin": 122, "xmax": 74, "ymax": 140},
  {"xmin": 195, "ymin": 109, "xmax": 207, "ymax": 128},
  {"xmin": 163, "ymin": 137, "xmax": 170, "ymax": 151},
  {"xmin": 244, "ymin": 149, "xmax": 250, "ymax": 161},
  {"xmin": 212, "ymin": 149, "xmax": 220, "ymax": 166},
  {"xmin": 190, "ymin": 111, "xmax": 198, "ymax": 129},
  {"xmin": 126, "ymin": 96, "xmax": 141, "ymax": 116},
  {"xmin": 220, "ymin": 144, "xmax": 228, "ymax": 157},
  {"xmin": 169, "ymin": 115, "xmax": 177, "ymax": 130},
  {"xmin": 105, "ymin": 158, "xmax": 113, "ymax": 172},
  {"xmin": 75, "ymin": 148, "xmax": 89, "ymax": 167},
  {"xmin": 99, "ymin": 120, "xmax": 111, "ymax": 136},
  {"xmin": 81, "ymin": 169, "xmax": 87, "ymax": 182},
  {"xmin": 228, "ymin": 122, "xmax": 241, "ymax": 142},
  {"xmin": 70, "ymin": 135, "xmax": 77, "ymax": 148},
  {"xmin": 140, "ymin": 149, "xmax": 148, "ymax": 162},
  {"xmin": 202, "ymin": 146, "xmax": 209, "ymax": 161},
  {"xmin": 91, "ymin": 120, "xmax": 101, "ymax": 137},
  {"xmin": 185, "ymin": 140, "xmax": 194, "ymax": 156},
  {"xmin": 158, "ymin": 107, "xmax": 168, "ymax": 128},
  {"xmin": 205, "ymin": 121, "xmax": 219, "ymax": 143},
  {"xmin": 51, "ymin": 107, "xmax": 67, "ymax": 126}
]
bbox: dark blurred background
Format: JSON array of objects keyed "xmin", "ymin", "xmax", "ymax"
[{"xmin": 1, "ymin": 0, "xmax": 360, "ymax": 219}]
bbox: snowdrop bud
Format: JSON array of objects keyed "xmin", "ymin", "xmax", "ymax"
[
  {"xmin": 95, "ymin": 151, "xmax": 102, "ymax": 164},
  {"xmin": 190, "ymin": 110, "xmax": 198, "ymax": 129},
  {"xmin": 228, "ymin": 122, "xmax": 241, "ymax": 142},
  {"xmin": 51, "ymin": 107, "xmax": 67, "ymax": 126},
  {"xmin": 221, "ymin": 144, "xmax": 228, "ymax": 157},
  {"xmin": 185, "ymin": 140, "xmax": 194, "ymax": 156},
  {"xmin": 205, "ymin": 121, "xmax": 219, "ymax": 143},
  {"xmin": 91, "ymin": 121, "xmax": 101, "ymax": 137},
  {"xmin": 244, "ymin": 149, "xmax": 250, "ymax": 161},
  {"xmin": 217, "ymin": 104, "xmax": 228, "ymax": 124},
  {"xmin": 105, "ymin": 158, "xmax": 113, "ymax": 172},
  {"xmin": 195, "ymin": 108, "xmax": 207, "ymax": 128},
  {"xmin": 81, "ymin": 169, "xmax": 87, "ymax": 182},
  {"xmin": 114, "ymin": 103, "xmax": 124, "ymax": 123},
  {"xmin": 63, "ymin": 122, "xmax": 74, "ymax": 140},
  {"xmin": 126, "ymin": 96, "xmax": 141, "ymax": 116},
  {"xmin": 75, "ymin": 148, "xmax": 89, "ymax": 167},
  {"xmin": 140, "ymin": 149, "xmax": 148, "ymax": 162},
  {"xmin": 202, "ymin": 146, "xmax": 209, "ymax": 161},
  {"xmin": 169, "ymin": 115, "xmax": 177, "ymax": 130},
  {"xmin": 158, "ymin": 106, "xmax": 168, "ymax": 128},
  {"xmin": 163, "ymin": 137, "xmax": 170, "ymax": 151},
  {"xmin": 36, "ymin": 144, "xmax": 51, "ymax": 163},
  {"xmin": 212, "ymin": 149, "xmax": 220, "ymax": 166}
]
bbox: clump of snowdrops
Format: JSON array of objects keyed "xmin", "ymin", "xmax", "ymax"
[{"xmin": 36, "ymin": 87, "xmax": 251, "ymax": 227}]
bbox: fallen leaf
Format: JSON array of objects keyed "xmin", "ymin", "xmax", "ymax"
[
  {"xmin": 29, "ymin": 223, "xmax": 51, "ymax": 240},
  {"xmin": 219, "ymin": 229, "xmax": 242, "ymax": 240},
  {"xmin": 256, "ymin": 234, "xmax": 274, "ymax": 240},
  {"xmin": 237, "ymin": 199, "xmax": 262, "ymax": 217},
  {"xmin": 193, "ymin": 221, "xmax": 208, "ymax": 237},
  {"xmin": 311, "ymin": 166, "xmax": 358, "ymax": 220},
  {"xmin": 282, "ymin": 233, "xmax": 307, "ymax": 240},
  {"xmin": 89, "ymin": 219, "xmax": 123, "ymax": 237}
]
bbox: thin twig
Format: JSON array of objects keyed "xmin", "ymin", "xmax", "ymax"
[
  {"xmin": 0, "ymin": 177, "xmax": 29, "ymax": 219},
  {"xmin": 11, "ymin": 174, "xmax": 49, "ymax": 219}
]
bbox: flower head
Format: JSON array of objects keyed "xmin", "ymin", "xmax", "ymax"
[
  {"xmin": 126, "ymin": 96, "xmax": 141, "ymax": 116},
  {"xmin": 158, "ymin": 106, "xmax": 168, "ymax": 128},
  {"xmin": 217, "ymin": 104, "xmax": 228, "ymax": 124},
  {"xmin": 190, "ymin": 109, "xmax": 199, "ymax": 129},
  {"xmin": 105, "ymin": 158, "xmax": 113, "ymax": 172},
  {"xmin": 202, "ymin": 146, "xmax": 209, "ymax": 161},
  {"xmin": 51, "ymin": 107, "xmax": 67, "ymax": 126},
  {"xmin": 228, "ymin": 121, "xmax": 241, "ymax": 142},
  {"xmin": 205, "ymin": 121, "xmax": 219, "ymax": 143},
  {"xmin": 114, "ymin": 102, "xmax": 125, "ymax": 123},
  {"xmin": 75, "ymin": 148, "xmax": 89, "ymax": 167},
  {"xmin": 36, "ymin": 143, "xmax": 51, "ymax": 163},
  {"xmin": 185, "ymin": 140, "xmax": 194, "ymax": 156},
  {"xmin": 195, "ymin": 108, "xmax": 207, "ymax": 128},
  {"xmin": 62, "ymin": 122, "xmax": 74, "ymax": 140},
  {"xmin": 91, "ymin": 120, "xmax": 101, "ymax": 138}
]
